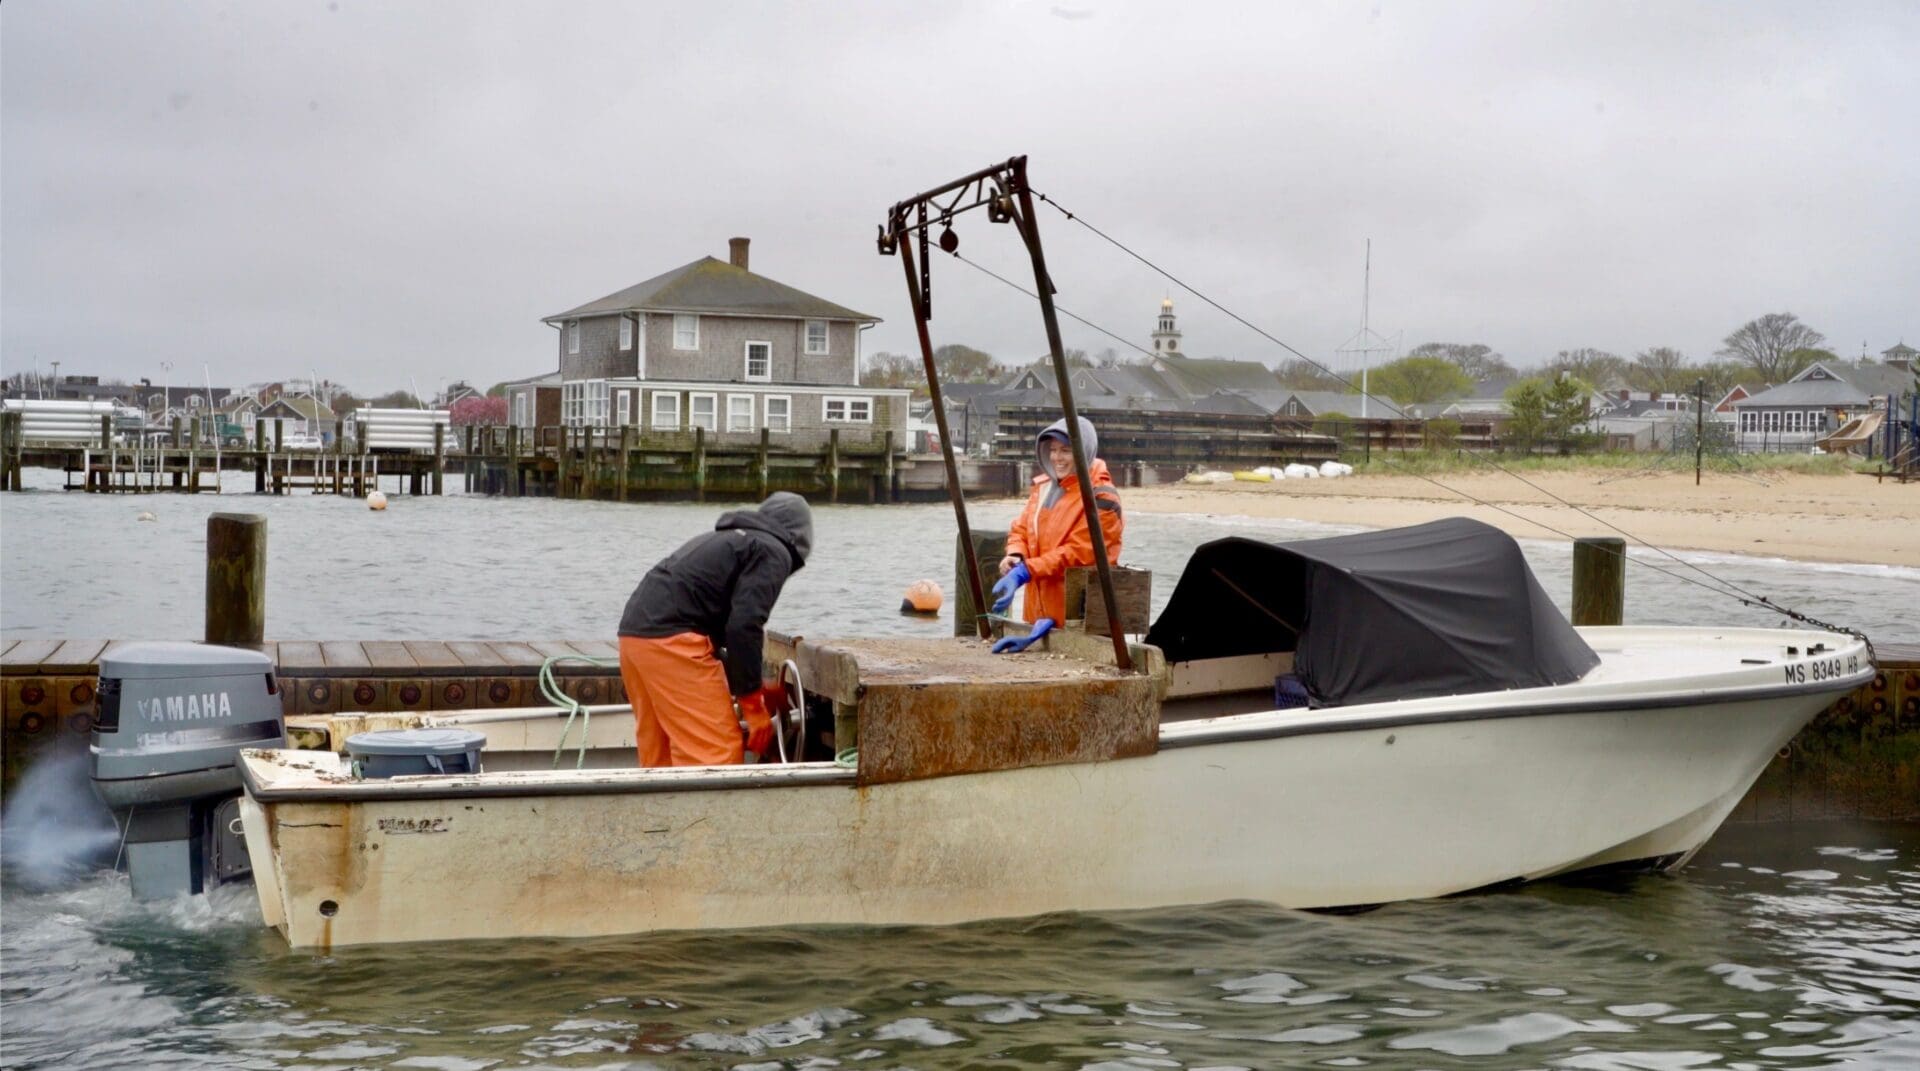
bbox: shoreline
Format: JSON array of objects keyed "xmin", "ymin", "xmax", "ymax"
[{"xmin": 1118, "ymin": 470, "xmax": 1920, "ymax": 568}]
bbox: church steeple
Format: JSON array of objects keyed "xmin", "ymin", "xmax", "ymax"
[{"xmin": 1152, "ymin": 298, "xmax": 1182, "ymax": 355}]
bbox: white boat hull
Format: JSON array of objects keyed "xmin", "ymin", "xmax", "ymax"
[{"xmin": 240, "ymin": 626, "xmax": 1870, "ymax": 949}]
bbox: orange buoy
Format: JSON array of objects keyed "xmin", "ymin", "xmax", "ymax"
[{"xmin": 899, "ymin": 579, "xmax": 943, "ymax": 616}]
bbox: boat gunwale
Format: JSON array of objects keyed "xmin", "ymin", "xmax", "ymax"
[{"xmin": 241, "ymin": 660, "xmax": 1870, "ymax": 804}]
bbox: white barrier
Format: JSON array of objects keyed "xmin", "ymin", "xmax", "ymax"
[
  {"xmin": 351, "ymin": 408, "xmax": 450, "ymax": 451},
  {"xmin": 2, "ymin": 399, "xmax": 115, "ymax": 446}
]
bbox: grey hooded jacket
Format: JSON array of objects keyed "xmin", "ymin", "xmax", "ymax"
[{"xmin": 617, "ymin": 492, "xmax": 813, "ymax": 696}]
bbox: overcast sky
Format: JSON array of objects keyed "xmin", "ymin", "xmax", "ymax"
[{"xmin": 4, "ymin": 1, "xmax": 1916, "ymax": 396}]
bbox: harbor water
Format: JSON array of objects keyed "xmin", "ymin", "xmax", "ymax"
[{"xmin": 3, "ymin": 478, "xmax": 1917, "ymax": 1068}]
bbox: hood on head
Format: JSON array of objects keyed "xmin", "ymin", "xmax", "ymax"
[
  {"xmin": 716, "ymin": 491, "xmax": 813, "ymax": 570},
  {"xmin": 1035, "ymin": 416, "xmax": 1099, "ymax": 482}
]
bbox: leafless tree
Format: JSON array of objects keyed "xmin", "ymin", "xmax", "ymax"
[
  {"xmin": 1275, "ymin": 357, "xmax": 1347, "ymax": 391},
  {"xmin": 1408, "ymin": 342, "xmax": 1515, "ymax": 383},
  {"xmin": 1545, "ymin": 348, "xmax": 1630, "ymax": 388},
  {"xmin": 1718, "ymin": 313, "xmax": 1826, "ymax": 384},
  {"xmin": 1626, "ymin": 347, "xmax": 1694, "ymax": 393}
]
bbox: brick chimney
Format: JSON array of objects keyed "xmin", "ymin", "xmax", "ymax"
[{"xmin": 728, "ymin": 237, "xmax": 750, "ymax": 271}]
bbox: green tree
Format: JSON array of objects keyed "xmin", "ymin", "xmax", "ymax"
[
  {"xmin": 1368, "ymin": 356, "xmax": 1473, "ymax": 405},
  {"xmin": 371, "ymin": 390, "xmax": 421, "ymax": 409},
  {"xmin": 1718, "ymin": 313, "xmax": 1825, "ymax": 383},
  {"xmin": 1543, "ymin": 375, "xmax": 1590, "ymax": 452},
  {"xmin": 1504, "ymin": 379, "xmax": 1548, "ymax": 454}
]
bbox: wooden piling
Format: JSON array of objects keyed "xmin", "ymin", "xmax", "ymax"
[
  {"xmin": 618, "ymin": 425, "xmax": 631, "ymax": 502},
  {"xmin": 1572, "ymin": 536, "xmax": 1626, "ymax": 627},
  {"xmin": 506, "ymin": 425, "xmax": 521, "ymax": 496},
  {"xmin": 205, "ymin": 513, "xmax": 267, "ymax": 648},
  {"xmin": 827, "ymin": 428, "xmax": 840, "ymax": 503},
  {"xmin": 254, "ymin": 418, "xmax": 267, "ymax": 492},
  {"xmin": 955, "ymin": 528, "xmax": 1010, "ymax": 638},
  {"xmin": 272, "ymin": 418, "xmax": 285, "ymax": 495},
  {"xmin": 432, "ymin": 423, "xmax": 445, "ymax": 496},
  {"xmin": 881, "ymin": 429, "xmax": 895, "ymax": 503},
  {"xmin": 756, "ymin": 427, "xmax": 770, "ymax": 499},
  {"xmin": 692, "ymin": 426, "xmax": 707, "ymax": 502}
]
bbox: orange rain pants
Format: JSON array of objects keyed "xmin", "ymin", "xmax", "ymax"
[{"xmin": 617, "ymin": 632, "xmax": 742, "ymax": 767}]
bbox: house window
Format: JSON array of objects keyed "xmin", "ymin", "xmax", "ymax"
[
  {"xmin": 1786, "ymin": 411, "xmax": 1803, "ymax": 433},
  {"xmin": 823, "ymin": 396, "xmax": 873, "ymax": 424},
  {"xmin": 651, "ymin": 392, "xmax": 681, "ymax": 430},
  {"xmin": 188, "ymin": 395, "xmax": 203, "ymax": 409},
  {"xmin": 567, "ymin": 321, "xmax": 580, "ymax": 355},
  {"xmin": 744, "ymin": 341, "xmax": 772, "ymax": 382},
  {"xmin": 616, "ymin": 390, "xmax": 632, "ymax": 427},
  {"xmin": 561, "ymin": 380, "xmax": 609, "ymax": 427},
  {"xmin": 726, "ymin": 394, "xmax": 755, "ymax": 432},
  {"xmin": 1762, "ymin": 411, "xmax": 1779, "ymax": 432},
  {"xmin": 764, "ymin": 395, "xmax": 791, "ymax": 433},
  {"xmin": 1808, "ymin": 410, "xmax": 1823, "ymax": 431},
  {"xmin": 689, "ymin": 392, "xmax": 718, "ymax": 431},
  {"xmin": 619, "ymin": 317, "xmax": 633, "ymax": 350},
  {"xmin": 514, "ymin": 392, "xmax": 530, "ymax": 428},
  {"xmin": 674, "ymin": 314, "xmax": 699, "ymax": 350},
  {"xmin": 805, "ymin": 320, "xmax": 829, "ymax": 356},
  {"xmin": 1739, "ymin": 411, "xmax": 1755, "ymax": 433}
]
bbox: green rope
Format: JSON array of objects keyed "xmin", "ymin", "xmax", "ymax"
[
  {"xmin": 834, "ymin": 747, "xmax": 859, "ymax": 769},
  {"xmin": 539, "ymin": 654, "xmax": 620, "ymax": 769}
]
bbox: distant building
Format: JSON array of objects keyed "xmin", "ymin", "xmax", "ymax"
[
  {"xmin": 1731, "ymin": 359, "xmax": 1912, "ymax": 453},
  {"xmin": 537, "ymin": 237, "xmax": 904, "ymax": 449}
]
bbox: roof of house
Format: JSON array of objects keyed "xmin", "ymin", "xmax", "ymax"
[
  {"xmin": 546, "ymin": 257, "xmax": 878, "ymax": 324},
  {"xmin": 1152, "ymin": 354, "xmax": 1281, "ymax": 395},
  {"xmin": 1184, "ymin": 388, "xmax": 1290, "ymax": 416},
  {"xmin": 500, "ymin": 371, "xmax": 564, "ymax": 388},
  {"xmin": 998, "ymin": 359, "xmax": 1185, "ymax": 404},
  {"xmin": 262, "ymin": 395, "xmax": 336, "ymax": 421},
  {"xmin": 1740, "ymin": 360, "xmax": 1913, "ymax": 408},
  {"xmin": 1281, "ymin": 390, "xmax": 1393, "ymax": 419},
  {"xmin": 1882, "ymin": 342, "xmax": 1918, "ymax": 359}
]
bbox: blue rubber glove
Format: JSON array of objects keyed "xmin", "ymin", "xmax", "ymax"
[
  {"xmin": 990, "ymin": 561, "xmax": 1031, "ymax": 614},
  {"xmin": 992, "ymin": 617, "xmax": 1054, "ymax": 655}
]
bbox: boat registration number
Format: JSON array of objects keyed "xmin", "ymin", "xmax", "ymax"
[{"xmin": 1785, "ymin": 655, "xmax": 1858, "ymax": 684}]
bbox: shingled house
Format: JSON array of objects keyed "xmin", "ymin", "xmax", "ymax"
[{"xmin": 537, "ymin": 238, "xmax": 905, "ymax": 449}]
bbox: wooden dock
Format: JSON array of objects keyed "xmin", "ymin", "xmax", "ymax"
[{"xmin": 4, "ymin": 637, "xmax": 1915, "ymax": 819}]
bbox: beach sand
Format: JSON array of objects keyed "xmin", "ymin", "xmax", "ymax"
[{"xmin": 1121, "ymin": 469, "xmax": 1920, "ymax": 567}]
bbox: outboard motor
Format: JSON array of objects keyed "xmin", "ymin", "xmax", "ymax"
[{"xmin": 89, "ymin": 642, "xmax": 285, "ymax": 899}]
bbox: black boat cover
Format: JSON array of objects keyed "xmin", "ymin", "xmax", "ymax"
[{"xmin": 1144, "ymin": 517, "xmax": 1600, "ymax": 707}]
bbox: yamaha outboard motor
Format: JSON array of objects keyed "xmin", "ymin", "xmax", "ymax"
[{"xmin": 89, "ymin": 642, "xmax": 285, "ymax": 899}]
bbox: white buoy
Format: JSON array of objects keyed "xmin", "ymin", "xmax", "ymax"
[
  {"xmin": 136, "ymin": 511, "xmax": 156, "ymax": 522},
  {"xmin": 367, "ymin": 490, "xmax": 388, "ymax": 511}
]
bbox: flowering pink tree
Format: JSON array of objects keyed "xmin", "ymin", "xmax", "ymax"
[{"xmin": 449, "ymin": 396, "xmax": 508, "ymax": 426}]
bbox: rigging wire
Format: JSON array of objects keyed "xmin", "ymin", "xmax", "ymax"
[{"xmin": 956, "ymin": 201, "xmax": 1873, "ymax": 651}]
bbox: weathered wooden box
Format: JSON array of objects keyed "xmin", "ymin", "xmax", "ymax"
[
  {"xmin": 772, "ymin": 630, "xmax": 1166, "ymax": 787},
  {"xmin": 1063, "ymin": 565, "xmax": 1152, "ymax": 636}
]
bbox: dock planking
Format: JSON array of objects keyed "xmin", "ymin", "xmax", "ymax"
[{"xmin": 0, "ymin": 639, "xmax": 621, "ymax": 678}]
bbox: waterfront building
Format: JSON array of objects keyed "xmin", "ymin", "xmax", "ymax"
[
  {"xmin": 1731, "ymin": 358, "xmax": 1912, "ymax": 454},
  {"xmin": 533, "ymin": 238, "xmax": 905, "ymax": 450}
]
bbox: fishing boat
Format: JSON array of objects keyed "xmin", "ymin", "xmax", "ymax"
[{"xmin": 233, "ymin": 518, "xmax": 1873, "ymax": 950}]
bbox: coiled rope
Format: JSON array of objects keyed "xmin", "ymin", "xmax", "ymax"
[{"xmin": 538, "ymin": 654, "xmax": 619, "ymax": 769}]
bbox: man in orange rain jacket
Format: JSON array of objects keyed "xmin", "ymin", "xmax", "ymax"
[
  {"xmin": 993, "ymin": 416, "xmax": 1124, "ymax": 625},
  {"xmin": 616, "ymin": 493, "xmax": 811, "ymax": 767}
]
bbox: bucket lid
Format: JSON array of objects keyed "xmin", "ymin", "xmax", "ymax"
[{"xmin": 345, "ymin": 727, "xmax": 487, "ymax": 757}]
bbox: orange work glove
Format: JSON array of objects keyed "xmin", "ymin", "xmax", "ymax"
[
  {"xmin": 737, "ymin": 690, "xmax": 774, "ymax": 758},
  {"xmin": 754, "ymin": 683, "xmax": 789, "ymax": 718}
]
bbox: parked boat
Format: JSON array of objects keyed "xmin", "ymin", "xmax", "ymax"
[{"xmin": 234, "ymin": 519, "xmax": 1872, "ymax": 949}]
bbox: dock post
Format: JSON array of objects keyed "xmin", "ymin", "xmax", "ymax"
[
  {"xmin": 462, "ymin": 425, "xmax": 474, "ymax": 493},
  {"xmin": 756, "ymin": 427, "xmax": 770, "ymax": 499},
  {"xmin": 827, "ymin": 428, "xmax": 840, "ymax": 504},
  {"xmin": 1, "ymin": 412, "xmax": 15, "ymax": 491},
  {"xmin": 506, "ymin": 425, "xmax": 521, "ymax": 497},
  {"xmin": 254, "ymin": 418, "xmax": 267, "ymax": 492},
  {"xmin": 272, "ymin": 419, "xmax": 285, "ymax": 495},
  {"xmin": 955, "ymin": 528, "xmax": 1010, "ymax": 638},
  {"xmin": 692, "ymin": 426, "xmax": 707, "ymax": 502},
  {"xmin": 557, "ymin": 426, "xmax": 571, "ymax": 499},
  {"xmin": 432, "ymin": 423, "xmax": 445, "ymax": 496},
  {"xmin": 188, "ymin": 417, "xmax": 201, "ymax": 493},
  {"xmin": 332, "ymin": 430, "xmax": 344, "ymax": 495},
  {"xmin": 618, "ymin": 425, "xmax": 631, "ymax": 502},
  {"xmin": 881, "ymin": 429, "xmax": 895, "ymax": 504},
  {"xmin": 99, "ymin": 414, "xmax": 114, "ymax": 493},
  {"xmin": 205, "ymin": 513, "xmax": 267, "ymax": 649},
  {"xmin": 1572, "ymin": 537, "xmax": 1626, "ymax": 626},
  {"xmin": 170, "ymin": 416, "xmax": 183, "ymax": 489}
]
